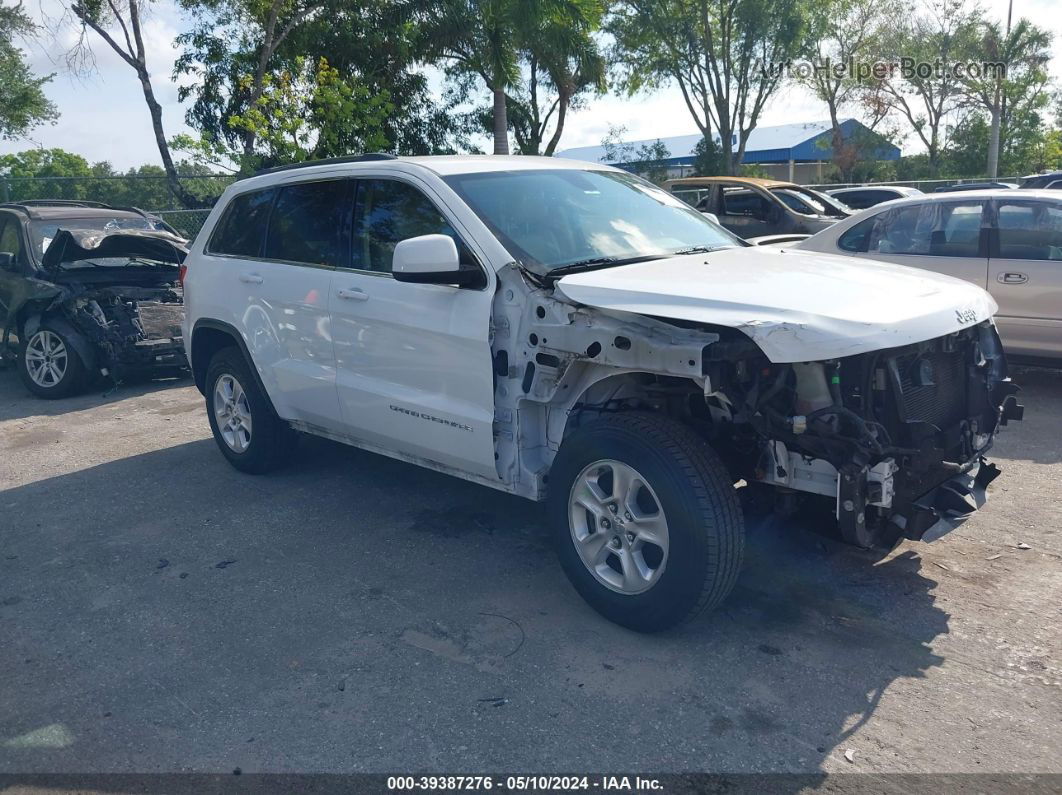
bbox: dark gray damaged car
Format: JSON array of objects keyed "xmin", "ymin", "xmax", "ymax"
[{"xmin": 0, "ymin": 202, "xmax": 187, "ymax": 398}]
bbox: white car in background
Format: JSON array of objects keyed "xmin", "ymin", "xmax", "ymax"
[
  {"xmin": 795, "ymin": 190, "xmax": 1062, "ymax": 362},
  {"xmin": 825, "ymin": 185, "xmax": 923, "ymax": 210}
]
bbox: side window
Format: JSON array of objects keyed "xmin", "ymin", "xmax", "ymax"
[
  {"xmin": 997, "ymin": 201, "xmax": 1062, "ymax": 261},
  {"xmin": 264, "ymin": 179, "xmax": 352, "ymax": 267},
  {"xmin": 208, "ymin": 188, "xmax": 276, "ymax": 257},
  {"xmin": 868, "ymin": 202, "xmax": 983, "ymax": 257},
  {"xmin": 721, "ymin": 188, "xmax": 770, "ymax": 219},
  {"xmin": 837, "ymin": 191, "xmax": 871, "ymax": 210},
  {"xmin": 838, "ymin": 217, "xmax": 874, "ymax": 252},
  {"xmin": 351, "ymin": 179, "xmax": 467, "ymax": 274}
]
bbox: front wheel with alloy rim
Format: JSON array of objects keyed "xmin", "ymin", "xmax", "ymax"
[
  {"xmin": 549, "ymin": 412, "xmax": 744, "ymax": 632},
  {"xmin": 18, "ymin": 325, "xmax": 90, "ymax": 399},
  {"xmin": 205, "ymin": 347, "xmax": 295, "ymax": 474}
]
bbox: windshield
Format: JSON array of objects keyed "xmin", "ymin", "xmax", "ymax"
[
  {"xmin": 30, "ymin": 216, "xmax": 154, "ymax": 262},
  {"xmin": 443, "ymin": 169, "xmax": 743, "ymax": 274}
]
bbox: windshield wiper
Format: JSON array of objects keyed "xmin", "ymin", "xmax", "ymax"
[
  {"xmin": 548, "ymin": 253, "xmax": 666, "ymax": 278},
  {"xmin": 672, "ymin": 245, "xmax": 726, "ymax": 256}
]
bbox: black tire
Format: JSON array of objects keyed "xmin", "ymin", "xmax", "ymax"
[
  {"xmin": 18, "ymin": 323, "xmax": 91, "ymax": 399},
  {"xmin": 205, "ymin": 346, "xmax": 295, "ymax": 474},
  {"xmin": 548, "ymin": 412, "xmax": 744, "ymax": 632}
]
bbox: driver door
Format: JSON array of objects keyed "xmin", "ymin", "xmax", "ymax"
[{"xmin": 328, "ymin": 176, "xmax": 498, "ymax": 479}]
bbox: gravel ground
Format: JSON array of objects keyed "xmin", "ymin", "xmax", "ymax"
[{"xmin": 0, "ymin": 364, "xmax": 1059, "ymax": 776}]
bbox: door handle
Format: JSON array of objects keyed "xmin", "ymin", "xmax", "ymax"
[
  {"xmin": 337, "ymin": 287, "xmax": 369, "ymax": 301},
  {"xmin": 239, "ymin": 272, "xmax": 263, "ymax": 284},
  {"xmin": 997, "ymin": 272, "xmax": 1028, "ymax": 285}
]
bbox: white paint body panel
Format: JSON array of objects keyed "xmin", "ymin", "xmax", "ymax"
[{"xmin": 555, "ymin": 247, "xmax": 997, "ymax": 363}]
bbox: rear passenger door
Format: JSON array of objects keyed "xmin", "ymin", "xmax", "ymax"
[
  {"xmin": 988, "ymin": 198, "xmax": 1062, "ymax": 358},
  {"xmin": 859, "ymin": 200, "xmax": 989, "ymax": 287},
  {"xmin": 328, "ymin": 175, "xmax": 498, "ymax": 479},
  {"xmin": 201, "ymin": 178, "xmax": 349, "ymax": 431}
]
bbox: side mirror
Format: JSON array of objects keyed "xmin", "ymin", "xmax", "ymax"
[
  {"xmin": 392, "ymin": 234, "xmax": 485, "ymax": 288},
  {"xmin": 700, "ymin": 212, "xmax": 720, "ymax": 225},
  {"xmin": 0, "ymin": 252, "xmax": 14, "ymax": 271}
]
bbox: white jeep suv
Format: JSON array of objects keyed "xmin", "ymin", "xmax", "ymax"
[{"xmin": 182, "ymin": 154, "xmax": 1023, "ymax": 632}]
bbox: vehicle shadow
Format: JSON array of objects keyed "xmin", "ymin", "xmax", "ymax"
[
  {"xmin": 998, "ymin": 364, "xmax": 1062, "ymax": 466},
  {"xmin": 0, "ymin": 367, "xmax": 191, "ymax": 423},
  {"xmin": 0, "ymin": 430, "xmax": 951, "ymax": 776}
]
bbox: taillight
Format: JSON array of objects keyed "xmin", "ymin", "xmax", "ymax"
[{"xmin": 177, "ymin": 263, "xmax": 187, "ymax": 286}]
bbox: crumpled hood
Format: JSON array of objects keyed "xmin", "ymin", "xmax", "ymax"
[
  {"xmin": 41, "ymin": 229, "xmax": 188, "ymax": 271},
  {"xmin": 555, "ymin": 246, "xmax": 998, "ymax": 363}
]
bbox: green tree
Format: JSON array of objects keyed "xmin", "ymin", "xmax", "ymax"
[
  {"xmin": 799, "ymin": 0, "xmax": 899, "ymax": 181},
  {"xmin": 865, "ymin": 0, "xmax": 980, "ymax": 174},
  {"xmin": 426, "ymin": 0, "xmax": 598, "ymax": 155},
  {"xmin": 609, "ymin": 0, "xmax": 806, "ymax": 174},
  {"xmin": 506, "ymin": 7, "xmax": 606, "ymax": 155},
  {"xmin": 631, "ymin": 139, "xmax": 672, "ymax": 183},
  {"xmin": 958, "ymin": 18, "xmax": 1053, "ymax": 178},
  {"xmin": 64, "ymin": 0, "xmax": 204, "ymax": 207},
  {"xmin": 691, "ymin": 134, "xmax": 722, "ymax": 175},
  {"xmin": 0, "ymin": 3, "xmax": 58, "ymax": 140},
  {"xmin": 175, "ymin": 0, "xmax": 471, "ymax": 171}
]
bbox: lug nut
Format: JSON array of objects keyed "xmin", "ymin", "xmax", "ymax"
[
  {"xmin": 626, "ymin": 532, "xmax": 635, "ymax": 543},
  {"xmin": 610, "ymin": 537, "xmax": 621, "ymax": 549},
  {"xmin": 600, "ymin": 517, "xmax": 612, "ymax": 530},
  {"xmin": 624, "ymin": 512, "xmax": 633, "ymax": 521},
  {"xmin": 608, "ymin": 503, "xmax": 618, "ymax": 514}
]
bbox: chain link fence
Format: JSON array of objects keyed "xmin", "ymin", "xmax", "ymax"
[{"xmin": 0, "ymin": 174, "xmax": 235, "ymax": 240}]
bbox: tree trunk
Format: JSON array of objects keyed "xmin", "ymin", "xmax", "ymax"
[
  {"xmin": 492, "ymin": 87, "xmax": 509, "ymax": 155},
  {"xmin": 136, "ymin": 68, "xmax": 202, "ymax": 209},
  {"xmin": 543, "ymin": 90, "xmax": 570, "ymax": 156},
  {"xmin": 987, "ymin": 100, "xmax": 1001, "ymax": 179}
]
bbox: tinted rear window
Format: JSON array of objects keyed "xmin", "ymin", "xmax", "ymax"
[
  {"xmin": 265, "ymin": 179, "xmax": 352, "ymax": 267},
  {"xmin": 208, "ymin": 188, "xmax": 276, "ymax": 257}
]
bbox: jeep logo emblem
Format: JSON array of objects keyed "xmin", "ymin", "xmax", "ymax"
[{"xmin": 955, "ymin": 308, "xmax": 978, "ymax": 325}]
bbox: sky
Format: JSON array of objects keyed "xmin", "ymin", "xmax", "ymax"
[{"xmin": 2, "ymin": 0, "xmax": 1060, "ymax": 170}]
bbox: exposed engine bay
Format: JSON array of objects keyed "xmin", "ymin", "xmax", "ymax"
[
  {"xmin": 1, "ymin": 229, "xmax": 188, "ymax": 384},
  {"xmin": 488, "ymin": 261, "xmax": 1024, "ymax": 549}
]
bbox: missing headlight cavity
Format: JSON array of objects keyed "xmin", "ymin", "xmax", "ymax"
[{"xmin": 614, "ymin": 336, "xmax": 631, "ymax": 351}]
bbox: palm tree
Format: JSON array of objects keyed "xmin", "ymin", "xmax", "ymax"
[
  {"xmin": 963, "ymin": 17, "xmax": 1053, "ymax": 177},
  {"xmin": 426, "ymin": 0, "xmax": 598, "ymax": 155}
]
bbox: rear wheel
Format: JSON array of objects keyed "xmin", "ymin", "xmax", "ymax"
[
  {"xmin": 18, "ymin": 325, "xmax": 90, "ymax": 399},
  {"xmin": 205, "ymin": 347, "xmax": 295, "ymax": 473},
  {"xmin": 549, "ymin": 412, "xmax": 744, "ymax": 632}
]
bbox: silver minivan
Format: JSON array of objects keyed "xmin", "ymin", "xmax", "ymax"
[{"xmin": 795, "ymin": 190, "xmax": 1062, "ymax": 361}]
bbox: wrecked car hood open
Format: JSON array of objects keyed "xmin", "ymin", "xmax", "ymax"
[
  {"xmin": 41, "ymin": 229, "xmax": 188, "ymax": 272},
  {"xmin": 554, "ymin": 246, "xmax": 998, "ymax": 363}
]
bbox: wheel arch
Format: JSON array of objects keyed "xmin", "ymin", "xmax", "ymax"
[
  {"xmin": 22, "ymin": 310, "xmax": 97, "ymax": 372},
  {"xmin": 190, "ymin": 319, "xmax": 276, "ymax": 415}
]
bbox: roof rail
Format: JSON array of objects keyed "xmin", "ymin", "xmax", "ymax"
[
  {"xmin": 251, "ymin": 153, "xmax": 398, "ymax": 178},
  {"xmin": 5, "ymin": 199, "xmax": 114, "ymax": 209}
]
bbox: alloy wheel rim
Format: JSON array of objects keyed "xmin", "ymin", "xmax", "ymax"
[
  {"xmin": 25, "ymin": 330, "xmax": 68, "ymax": 388},
  {"xmin": 213, "ymin": 374, "xmax": 253, "ymax": 453},
  {"xmin": 568, "ymin": 459, "xmax": 670, "ymax": 595}
]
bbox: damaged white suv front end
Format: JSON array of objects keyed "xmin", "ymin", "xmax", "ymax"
[
  {"xmin": 185, "ymin": 156, "xmax": 1022, "ymax": 632},
  {"xmin": 547, "ymin": 245, "xmax": 1023, "ymax": 548}
]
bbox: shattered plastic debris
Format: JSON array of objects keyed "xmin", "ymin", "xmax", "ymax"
[
  {"xmin": 844, "ymin": 749, "xmax": 856, "ymax": 763},
  {"xmin": 1016, "ymin": 543, "xmax": 1032, "ymax": 550}
]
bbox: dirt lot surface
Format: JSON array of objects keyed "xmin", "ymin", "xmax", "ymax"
[{"xmin": 0, "ymin": 364, "xmax": 1060, "ymax": 776}]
